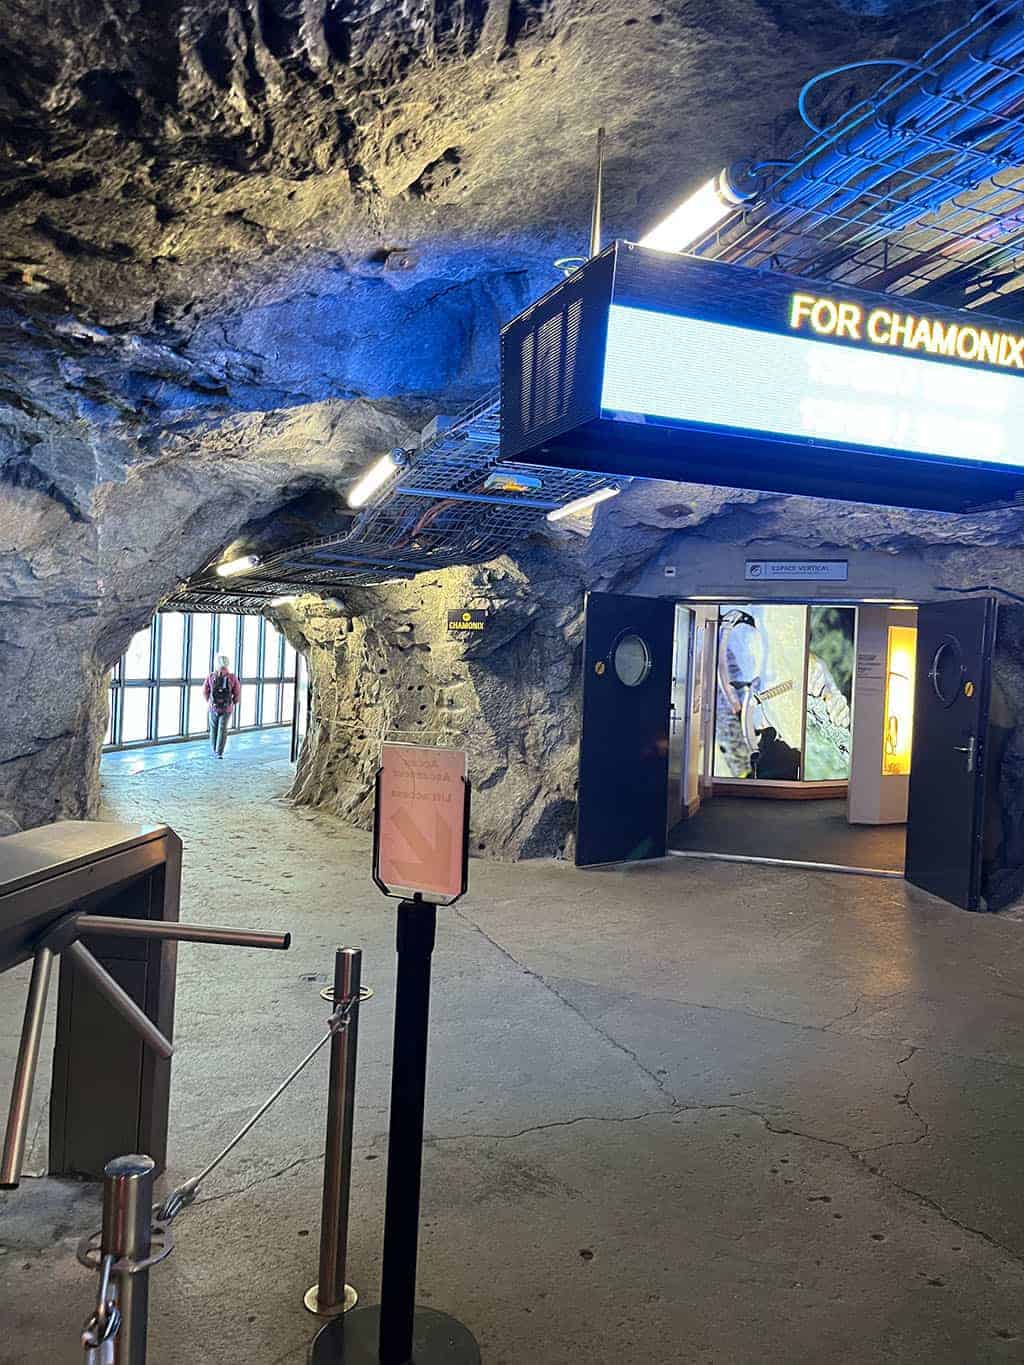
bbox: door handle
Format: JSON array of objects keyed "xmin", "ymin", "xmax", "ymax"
[{"xmin": 953, "ymin": 737, "xmax": 976, "ymax": 773}]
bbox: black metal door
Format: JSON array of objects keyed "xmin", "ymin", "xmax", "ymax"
[
  {"xmin": 905, "ymin": 597, "xmax": 997, "ymax": 910},
  {"xmin": 576, "ymin": 591, "xmax": 675, "ymax": 866}
]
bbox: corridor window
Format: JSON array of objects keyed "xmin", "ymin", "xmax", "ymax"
[
  {"xmin": 158, "ymin": 686, "xmax": 183, "ymax": 738},
  {"xmin": 263, "ymin": 626, "xmax": 282, "ymax": 676},
  {"xmin": 190, "ymin": 613, "xmax": 212, "ymax": 676},
  {"xmin": 104, "ymin": 612, "xmax": 299, "ymax": 751},
  {"xmin": 239, "ymin": 686, "xmax": 258, "ymax": 728},
  {"xmin": 217, "ymin": 615, "xmax": 238, "ymax": 671},
  {"xmin": 159, "ymin": 613, "xmax": 186, "ymax": 677},
  {"xmin": 121, "ymin": 688, "xmax": 150, "ymax": 743},
  {"xmin": 188, "ymin": 684, "xmax": 208, "ymax": 736},
  {"xmin": 123, "ymin": 627, "xmax": 152, "ymax": 680},
  {"xmin": 242, "ymin": 618, "xmax": 260, "ymax": 678}
]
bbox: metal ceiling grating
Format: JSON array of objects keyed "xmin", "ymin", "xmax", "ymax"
[
  {"xmin": 169, "ymin": 387, "xmax": 618, "ymax": 608},
  {"xmin": 695, "ymin": 0, "xmax": 1024, "ymax": 314}
]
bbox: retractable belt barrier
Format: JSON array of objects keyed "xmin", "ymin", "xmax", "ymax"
[{"xmin": 73, "ymin": 947, "xmax": 370, "ymax": 1365}]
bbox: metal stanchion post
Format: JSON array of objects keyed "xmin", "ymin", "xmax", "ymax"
[
  {"xmin": 103, "ymin": 1155, "xmax": 155, "ymax": 1365},
  {"xmin": 306, "ymin": 947, "xmax": 362, "ymax": 1317},
  {"xmin": 311, "ymin": 902, "xmax": 479, "ymax": 1365}
]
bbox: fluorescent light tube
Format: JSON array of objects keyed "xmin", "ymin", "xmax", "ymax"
[
  {"xmin": 546, "ymin": 486, "xmax": 620, "ymax": 522},
  {"xmin": 639, "ymin": 166, "xmax": 755, "ymax": 254},
  {"xmin": 347, "ymin": 450, "xmax": 408, "ymax": 509},
  {"xmin": 216, "ymin": 554, "xmax": 260, "ymax": 577},
  {"xmin": 270, "ymin": 595, "xmax": 298, "ymax": 606}
]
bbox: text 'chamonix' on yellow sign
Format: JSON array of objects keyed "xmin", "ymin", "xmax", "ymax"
[{"xmin": 788, "ymin": 292, "xmax": 1024, "ymax": 372}]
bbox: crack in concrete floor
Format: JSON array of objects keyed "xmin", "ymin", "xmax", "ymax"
[{"xmin": 450, "ymin": 901, "xmax": 1024, "ymax": 1275}]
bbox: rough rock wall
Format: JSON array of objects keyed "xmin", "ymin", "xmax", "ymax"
[
  {"xmin": 287, "ymin": 544, "xmax": 586, "ymax": 858},
  {"xmin": 0, "ymin": 308, "xmax": 422, "ymax": 833}
]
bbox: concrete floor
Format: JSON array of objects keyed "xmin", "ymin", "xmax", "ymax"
[{"xmin": 2, "ymin": 729, "xmax": 1024, "ymax": 1363}]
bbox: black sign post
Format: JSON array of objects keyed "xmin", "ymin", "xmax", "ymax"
[{"xmin": 312, "ymin": 749, "xmax": 478, "ymax": 1365}]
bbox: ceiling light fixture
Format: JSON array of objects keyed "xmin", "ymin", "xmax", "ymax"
[
  {"xmin": 347, "ymin": 449, "xmax": 409, "ymax": 509},
  {"xmin": 546, "ymin": 486, "xmax": 620, "ymax": 522},
  {"xmin": 216, "ymin": 554, "xmax": 260, "ymax": 578},
  {"xmin": 639, "ymin": 164, "xmax": 758, "ymax": 254},
  {"xmin": 270, "ymin": 595, "xmax": 299, "ymax": 606}
]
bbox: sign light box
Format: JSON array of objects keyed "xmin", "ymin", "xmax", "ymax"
[{"xmin": 499, "ymin": 243, "xmax": 1024, "ymax": 512}]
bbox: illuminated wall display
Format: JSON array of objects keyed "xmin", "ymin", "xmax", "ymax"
[
  {"xmin": 500, "ymin": 243, "xmax": 1024, "ymax": 512},
  {"xmin": 712, "ymin": 604, "xmax": 855, "ymax": 784},
  {"xmin": 882, "ymin": 624, "xmax": 917, "ymax": 777}
]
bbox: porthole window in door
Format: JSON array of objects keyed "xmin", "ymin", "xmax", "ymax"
[
  {"xmin": 613, "ymin": 633, "xmax": 651, "ymax": 687},
  {"xmin": 929, "ymin": 635, "xmax": 965, "ymax": 708}
]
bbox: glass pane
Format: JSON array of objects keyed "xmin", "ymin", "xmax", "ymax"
[
  {"xmin": 157, "ymin": 686, "xmax": 183, "ymax": 738},
  {"xmin": 613, "ymin": 634, "xmax": 651, "ymax": 687},
  {"xmin": 190, "ymin": 614, "xmax": 213, "ymax": 678},
  {"xmin": 188, "ymin": 685, "xmax": 209, "ymax": 735},
  {"xmin": 123, "ymin": 626, "xmax": 152, "ymax": 680},
  {"xmin": 105, "ymin": 688, "xmax": 115, "ymax": 745},
  {"xmin": 239, "ymin": 685, "xmax": 257, "ymax": 727},
  {"xmin": 283, "ymin": 641, "xmax": 297, "ymax": 677},
  {"xmin": 242, "ymin": 619, "xmax": 260, "ymax": 678},
  {"xmin": 805, "ymin": 607, "xmax": 856, "ymax": 780},
  {"xmin": 159, "ymin": 613, "xmax": 186, "ymax": 679},
  {"xmin": 263, "ymin": 623, "xmax": 283, "ymax": 676},
  {"xmin": 121, "ymin": 688, "xmax": 151, "ymax": 742},
  {"xmin": 216, "ymin": 615, "xmax": 238, "ymax": 672},
  {"xmin": 714, "ymin": 604, "xmax": 806, "ymax": 780},
  {"xmin": 263, "ymin": 684, "xmax": 281, "ymax": 725},
  {"xmin": 281, "ymin": 683, "xmax": 295, "ymax": 727}
]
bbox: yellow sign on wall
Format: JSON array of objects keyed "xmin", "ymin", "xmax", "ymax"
[
  {"xmin": 447, "ymin": 610, "xmax": 486, "ymax": 633},
  {"xmin": 882, "ymin": 624, "xmax": 917, "ymax": 777}
]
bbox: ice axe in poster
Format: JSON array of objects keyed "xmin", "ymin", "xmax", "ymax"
[{"xmin": 312, "ymin": 743, "xmax": 478, "ymax": 1365}]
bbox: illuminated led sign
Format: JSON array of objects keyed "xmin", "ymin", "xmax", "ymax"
[
  {"xmin": 601, "ymin": 305, "xmax": 1024, "ymax": 471},
  {"xmin": 787, "ymin": 292, "xmax": 1024, "ymax": 370},
  {"xmin": 499, "ymin": 243, "xmax": 1024, "ymax": 512}
]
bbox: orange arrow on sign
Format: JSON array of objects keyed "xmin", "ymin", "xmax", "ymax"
[{"xmin": 386, "ymin": 807, "xmax": 453, "ymax": 881}]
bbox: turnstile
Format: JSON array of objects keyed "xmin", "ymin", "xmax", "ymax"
[{"xmin": 0, "ymin": 821, "xmax": 180, "ymax": 1180}]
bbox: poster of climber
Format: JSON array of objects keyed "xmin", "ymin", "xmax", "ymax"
[{"xmin": 713, "ymin": 605, "xmax": 806, "ymax": 781}]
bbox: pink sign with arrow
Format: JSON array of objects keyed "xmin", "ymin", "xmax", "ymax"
[{"xmin": 374, "ymin": 744, "xmax": 468, "ymax": 903}]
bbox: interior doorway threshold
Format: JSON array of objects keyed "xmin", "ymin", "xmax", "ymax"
[{"xmin": 667, "ymin": 849, "xmax": 904, "ymax": 880}]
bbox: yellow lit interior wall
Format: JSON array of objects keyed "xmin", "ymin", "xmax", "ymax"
[{"xmin": 883, "ymin": 624, "xmax": 917, "ymax": 776}]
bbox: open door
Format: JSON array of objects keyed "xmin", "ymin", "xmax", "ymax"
[
  {"xmin": 576, "ymin": 591, "xmax": 675, "ymax": 866},
  {"xmin": 906, "ymin": 597, "xmax": 997, "ymax": 910}
]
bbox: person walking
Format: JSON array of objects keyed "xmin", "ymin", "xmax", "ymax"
[{"xmin": 203, "ymin": 654, "xmax": 241, "ymax": 759}]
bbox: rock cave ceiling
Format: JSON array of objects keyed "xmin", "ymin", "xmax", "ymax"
[
  {"xmin": 0, "ymin": 0, "xmax": 997, "ymax": 605},
  {"xmin": 1, "ymin": 1, "xmax": 966, "ymax": 369}
]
